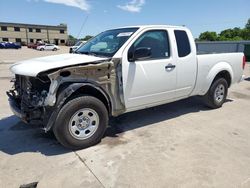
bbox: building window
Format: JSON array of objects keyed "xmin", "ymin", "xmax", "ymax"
[
  {"xmin": 60, "ymin": 30, "xmax": 64, "ymax": 34},
  {"xmin": 30, "ymin": 39, "xmax": 34, "ymax": 43},
  {"xmin": 60, "ymin": 39, "xmax": 65, "ymax": 43},
  {"xmin": 29, "ymin": 28, "xmax": 33, "ymax": 32},
  {"xmin": 36, "ymin": 28, "xmax": 41, "ymax": 33},
  {"xmin": 2, "ymin": 38, "xmax": 9, "ymax": 42},
  {"xmin": 14, "ymin": 27, "xmax": 20, "ymax": 32},
  {"xmin": 1, "ymin": 26, "xmax": 7, "ymax": 31},
  {"xmin": 16, "ymin": 38, "xmax": 21, "ymax": 43}
]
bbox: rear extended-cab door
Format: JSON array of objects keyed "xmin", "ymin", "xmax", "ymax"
[{"xmin": 174, "ymin": 29, "xmax": 197, "ymax": 97}]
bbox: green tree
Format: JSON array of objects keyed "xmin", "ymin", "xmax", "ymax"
[
  {"xmin": 68, "ymin": 35, "xmax": 77, "ymax": 40},
  {"xmin": 241, "ymin": 28, "xmax": 250, "ymax": 40},
  {"xmin": 198, "ymin": 18, "xmax": 250, "ymax": 41},
  {"xmin": 245, "ymin": 19, "xmax": 250, "ymax": 29},
  {"xmin": 82, "ymin": 35, "xmax": 93, "ymax": 41},
  {"xmin": 219, "ymin": 27, "xmax": 242, "ymax": 40},
  {"xmin": 231, "ymin": 36, "xmax": 243, "ymax": 41},
  {"xmin": 198, "ymin": 31, "xmax": 218, "ymax": 41},
  {"xmin": 217, "ymin": 35, "xmax": 228, "ymax": 41}
]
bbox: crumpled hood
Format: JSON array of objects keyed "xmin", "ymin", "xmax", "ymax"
[{"xmin": 10, "ymin": 53, "xmax": 109, "ymax": 77}]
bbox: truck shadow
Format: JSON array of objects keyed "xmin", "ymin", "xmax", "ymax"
[
  {"xmin": 0, "ymin": 116, "xmax": 70, "ymax": 156},
  {"xmin": 0, "ymin": 97, "xmax": 233, "ymax": 156},
  {"xmin": 245, "ymin": 77, "xmax": 250, "ymax": 81},
  {"xmin": 105, "ymin": 97, "xmax": 233, "ymax": 138}
]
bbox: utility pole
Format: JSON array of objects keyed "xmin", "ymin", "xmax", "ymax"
[
  {"xmin": 25, "ymin": 26, "xmax": 28, "ymax": 45},
  {"xmin": 46, "ymin": 26, "xmax": 50, "ymax": 43}
]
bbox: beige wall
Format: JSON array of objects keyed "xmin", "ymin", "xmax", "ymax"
[
  {"xmin": 0, "ymin": 26, "xmax": 26, "ymax": 42},
  {"xmin": 27, "ymin": 29, "xmax": 47, "ymax": 40},
  {"xmin": 47, "ymin": 29, "xmax": 68, "ymax": 44},
  {"xmin": 0, "ymin": 24, "xmax": 68, "ymax": 45}
]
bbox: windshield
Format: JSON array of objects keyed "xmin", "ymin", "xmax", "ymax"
[{"xmin": 75, "ymin": 27, "xmax": 139, "ymax": 57}]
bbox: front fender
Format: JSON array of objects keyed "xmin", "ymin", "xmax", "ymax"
[{"xmin": 44, "ymin": 82, "xmax": 110, "ymax": 132}]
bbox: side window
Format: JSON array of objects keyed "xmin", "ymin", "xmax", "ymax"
[
  {"xmin": 174, "ymin": 30, "xmax": 191, "ymax": 57},
  {"xmin": 130, "ymin": 30, "xmax": 170, "ymax": 60}
]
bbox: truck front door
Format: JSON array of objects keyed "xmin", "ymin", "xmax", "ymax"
[{"xmin": 122, "ymin": 29, "xmax": 177, "ymax": 110}]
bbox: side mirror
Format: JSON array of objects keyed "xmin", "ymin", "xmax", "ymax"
[{"xmin": 129, "ymin": 47, "xmax": 151, "ymax": 61}]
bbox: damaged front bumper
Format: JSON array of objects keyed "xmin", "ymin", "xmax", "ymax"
[
  {"xmin": 6, "ymin": 75, "xmax": 48, "ymax": 125},
  {"xmin": 6, "ymin": 90, "xmax": 44, "ymax": 124},
  {"xmin": 7, "ymin": 91, "xmax": 26, "ymax": 121}
]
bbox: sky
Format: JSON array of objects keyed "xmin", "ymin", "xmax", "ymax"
[{"xmin": 0, "ymin": 0, "xmax": 249, "ymax": 38}]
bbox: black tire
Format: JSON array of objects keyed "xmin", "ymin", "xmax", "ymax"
[
  {"xmin": 40, "ymin": 48, "xmax": 44, "ymax": 51},
  {"xmin": 53, "ymin": 95, "xmax": 108, "ymax": 149},
  {"xmin": 203, "ymin": 78, "xmax": 228, "ymax": 109},
  {"xmin": 53, "ymin": 48, "xmax": 57, "ymax": 51}
]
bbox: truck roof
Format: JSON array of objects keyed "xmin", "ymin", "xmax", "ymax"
[{"xmin": 116, "ymin": 25, "xmax": 187, "ymax": 30}]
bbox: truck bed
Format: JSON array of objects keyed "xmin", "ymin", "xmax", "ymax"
[
  {"xmin": 196, "ymin": 42, "xmax": 245, "ymax": 55},
  {"xmin": 192, "ymin": 53, "xmax": 244, "ymax": 96}
]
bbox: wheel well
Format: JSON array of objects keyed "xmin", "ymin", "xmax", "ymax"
[
  {"xmin": 213, "ymin": 71, "xmax": 231, "ymax": 87},
  {"xmin": 70, "ymin": 85, "xmax": 111, "ymax": 115}
]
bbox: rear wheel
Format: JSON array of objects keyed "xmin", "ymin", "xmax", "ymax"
[
  {"xmin": 40, "ymin": 48, "xmax": 44, "ymax": 51},
  {"xmin": 203, "ymin": 78, "xmax": 228, "ymax": 108},
  {"xmin": 53, "ymin": 48, "xmax": 57, "ymax": 51},
  {"xmin": 53, "ymin": 95, "xmax": 108, "ymax": 149}
]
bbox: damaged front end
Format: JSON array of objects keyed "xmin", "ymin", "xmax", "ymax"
[
  {"xmin": 7, "ymin": 59, "xmax": 125, "ymax": 131},
  {"xmin": 7, "ymin": 75, "xmax": 50, "ymax": 123},
  {"xmin": 7, "ymin": 74, "xmax": 50, "ymax": 124}
]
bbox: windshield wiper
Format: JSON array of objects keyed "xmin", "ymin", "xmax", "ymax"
[
  {"xmin": 77, "ymin": 51, "xmax": 109, "ymax": 58},
  {"xmin": 77, "ymin": 51, "xmax": 98, "ymax": 56}
]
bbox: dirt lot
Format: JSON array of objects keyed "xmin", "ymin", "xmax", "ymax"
[
  {"xmin": 0, "ymin": 46, "xmax": 70, "ymax": 63},
  {"xmin": 0, "ymin": 48, "xmax": 250, "ymax": 188},
  {"xmin": 0, "ymin": 46, "xmax": 70, "ymax": 79}
]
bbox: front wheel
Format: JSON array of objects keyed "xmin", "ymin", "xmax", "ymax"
[
  {"xmin": 203, "ymin": 78, "xmax": 228, "ymax": 109},
  {"xmin": 53, "ymin": 95, "xmax": 108, "ymax": 149}
]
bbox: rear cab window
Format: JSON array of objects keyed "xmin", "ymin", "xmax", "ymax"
[{"xmin": 174, "ymin": 30, "xmax": 191, "ymax": 57}]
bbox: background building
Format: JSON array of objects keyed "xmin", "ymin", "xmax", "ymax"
[{"xmin": 0, "ymin": 22, "xmax": 68, "ymax": 45}]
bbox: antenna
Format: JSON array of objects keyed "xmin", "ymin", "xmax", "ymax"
[{"xmin": 76, "ymin": 14, "xmax": 89, "ymax": 39}]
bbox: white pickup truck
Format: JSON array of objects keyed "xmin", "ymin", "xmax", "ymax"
[{"xmin": 7, "ymin": 25, "xmax": 246, "ymax": 149}]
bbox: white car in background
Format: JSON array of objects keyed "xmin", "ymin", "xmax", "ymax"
[
  {"xmin": 69, "ymin": 41, "xmax": 87, "ymax": 53},
  {"xmin": 37, "ymin": 44, "xmax": 59, "ymax": 51}
]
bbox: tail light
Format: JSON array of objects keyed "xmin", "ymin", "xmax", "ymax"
[{"xmin": 243, "ymin": 55, "xmax": 246, "ymax": 70}]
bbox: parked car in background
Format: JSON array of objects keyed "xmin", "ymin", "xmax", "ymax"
[
  {"xmin": 27, "ymin": 43, "xmax": 44, "ymax": 49},
  {"xmin": 0, "ymin": 42, "xmax": 5, "ymax": 49},
  {"xmin": 0, "ymin": 42, "xmax": 21, "ymax": 49},
  {"xmin": 21, "ymin": 42, "xmax": 27, "ymax": 46},
  {"xmin": 37, "ymin": 44, "xmax": 59, "ymax": 51},
  {"xmin": 27, "ymin": 43, "xmax": 36, "ymax": 48},
  {"xmin": 69, "ymin": 41, "xmax": 87, "ymax": 53}
]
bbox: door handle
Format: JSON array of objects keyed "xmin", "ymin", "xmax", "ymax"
[{"xmin": 165, "ymin": 64, "xmax": 176, "ymax": 70}]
